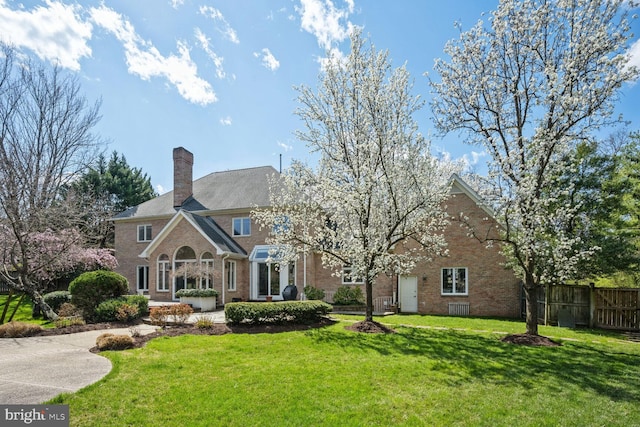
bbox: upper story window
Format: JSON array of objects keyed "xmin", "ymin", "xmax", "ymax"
[
  {"xmin": 442, "ymin": 267, "xmax": 468, "ymax": 295},
  {"xmin": 233, "ymin": 217, "xmax": 251, "ymax": 236},
  {"xmin": 342, "ymin": 266, "xmax": 364, "ymax": 285},
  {"xmin": 137, "ymin": 224, "xmax": 152, "ymax": 242}
]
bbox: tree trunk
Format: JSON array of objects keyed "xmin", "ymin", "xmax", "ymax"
[
  {"xmin": 30, "ymin": 290, "xmax": 59, "ymax": 321},
  {"xmin": 365, "ymin": 280, "xmax": 373, "ymax": 322},
  {"xmin": 523, "ymin": 275, "xmax": 539, "ymax": 336}
]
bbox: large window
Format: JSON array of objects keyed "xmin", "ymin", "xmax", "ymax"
[
  {"xmin": 173, "ymin": 246, "xmax": 197, "ymax": 298},
  {"xmin": 137, "ymin": 224, "xmax": 152, "ymax": 242},
  {"xmin": 157, "ymin": 254, "xmax": 170, "ymax": 292},
  {"xmin": 342, "ymin": 266, "xmax": 364, "ymax": 285},
  {"xmin": 442, "ymin": 267, "xmax": 468, "ymax": 295},
  {"xmin": 226, "ymin": 260, "xmax": 236, "ymax": 291},
  {"xmin": 200, "ymin": 252, "xmax": 214, "ymax": 289},
  {"xmin": 232, "ymin": 217, "xmax": 251, "ymax": 236},
  {"xmin": 136, "ymin": 265, "xmax": 149, "ymax": 293}
]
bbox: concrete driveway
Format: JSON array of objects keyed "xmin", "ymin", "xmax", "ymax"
[{"xmin": 0, "ymin": 326, "xmax": 155, "ymax": 404}]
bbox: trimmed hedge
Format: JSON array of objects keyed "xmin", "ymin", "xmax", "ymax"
[
  {"xmin": 69, "ymin": 270, "xmax": 129, "ymax": 320},
  {"xmin": 175, "ymin": 288, "xmax": 218, "ymax": 298},
  {"xmin": 303, "ymin": 286, "xmax": 325, "ymax": 300},
  {"xmin": 333, "ymin": 286, "xmax": 365, "ymax": 305},
  {"xmin": 43, "ymin": 291, "xmax": 71, "ymax": 313},
  {"xmin": 225, "ymin": 300, "xmax": 332, "ymax": 325}
]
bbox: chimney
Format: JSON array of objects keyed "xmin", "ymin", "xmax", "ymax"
[{"xmin": 173, "ymin": 147, "xmax": 193, "ymax": 208}]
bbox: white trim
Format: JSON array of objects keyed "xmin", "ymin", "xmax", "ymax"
[
  {"xmin": 449, "ymin": 174, "xmax": 495, "ymax": 218},
  {"xmin": 136, "ymin": 265, "xmax": 149, "ymax": 292},
  {"xmin": 137, "ymin": 224, "xmax": 152, "ymax": 242},
  {"xmin": 232, "ymin": 217, "xmax": 251, "ymax": 236},
  {"xmin": 441, "ymin": 267, "xmax": 469, "ymax": 296}
]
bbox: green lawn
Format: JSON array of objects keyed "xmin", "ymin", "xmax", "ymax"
[
  {"xmin": 50, "ymin": 315, "xmax": 640, "ymax": 427},
  {"xmin": 0, "ymin": 294, "xmax": 51, "ymax": 326}
]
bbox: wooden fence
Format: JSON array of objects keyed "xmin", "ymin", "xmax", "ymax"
[{"xmin": 534, "ymin": 284, "xmax": 640, "ymax": 331}]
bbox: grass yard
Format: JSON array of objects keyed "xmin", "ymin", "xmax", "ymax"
[
  {"xmin": 0, "ymin": 294, "xmax": 51, "ymax": 326},
  {"xmin": 50, "ymin": 315, "xmax": 640, "ymax": 427}
]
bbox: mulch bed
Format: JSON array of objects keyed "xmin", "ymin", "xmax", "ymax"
[
  {"xmin": 345, "ymin": 320, "xmax": 396, "ymax": 334},
  {"xmin": 501, "ymin": 333, "xmax": 561, "ymax": 347}
]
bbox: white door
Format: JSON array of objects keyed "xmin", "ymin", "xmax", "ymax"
[{"xmin": 399, "ymin": 275, "xmax": 418, "ymax": 313}]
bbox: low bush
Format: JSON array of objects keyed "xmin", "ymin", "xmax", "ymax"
[
  {"xmin": 195, "ymin": 316, "xmax": 215, "ymax": 329},
  {"xmin": 175, "ymin": 288, "xmax": 218, "ymax": 298},
  {"xmin": 58, "ymin": 303, "xmax": 81, "ymax": 318},
  {"xmin": 0, "ymin": 321, "xmax": 43, "ymax": 338},
  {"xmin": 333, "ymin": 286, "xmax": 365, "ymax": 305},
  {"xmin": 225, "ymin": 301, "xmax": 332, "ymax": 325},
  {"xmin": 43, "ymin": 291, "xmax": 71, "ymax": 313},
  {"xmin": 95, "ymin": 333, "xmax": 134, "ymax": 351},
  {"xmin": 303, "ymin": 286, "xmax": 325, "ymax": 301},
  {"xmin": 69, "ymin": 270, "xmax": 129, "ymax": 320},
  {"xmin": 54, "ymin": 317, "xmax": 86, "ymax": 328},
  {"xmin": 149, "ymin": 304, "xmax": 193, "ymax": 326},
  {"xmin": 93, "ymin": 295, "xmax": 148, "ymax": 323}
]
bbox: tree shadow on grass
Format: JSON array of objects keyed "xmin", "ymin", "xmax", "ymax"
[{"xmin": 307, "ymin": 325, "xmax": 640, "ymax": 402}]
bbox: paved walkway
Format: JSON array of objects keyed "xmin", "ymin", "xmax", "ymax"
[{"xmin": 0, "ymin": 310, "xmax": 226, "ymax": 404}]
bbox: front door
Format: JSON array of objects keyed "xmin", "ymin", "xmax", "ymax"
[{"xmin": 399, "ymin": 275, "xmax": 418, "ymax": 313}]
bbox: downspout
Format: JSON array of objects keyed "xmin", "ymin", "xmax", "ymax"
[{"xmin": 222, "ymin": 253, "xmax": 230, "ymax": 306}]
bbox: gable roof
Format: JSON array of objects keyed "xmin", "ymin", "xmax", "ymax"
[
  {"xmin": 114, "ymin": 166, "xmax": 279, "ymax": 220},
  {"xmin": 449, "ymin": 174, "xmax": 495, "ymax": 218},
  {"xmin": 139, "ymin": 210, "xmax": 247, "ymax": 259}
]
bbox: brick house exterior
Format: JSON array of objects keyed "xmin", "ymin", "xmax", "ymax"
[{"xmin": 112, "ymin": 147, "xmax": 521, "ymax": 318}]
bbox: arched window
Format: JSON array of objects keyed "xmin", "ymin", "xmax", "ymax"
[
  {"xmin": 200, "ymin": 252, "xmax": 214, "ymax": 289},
  {"xmin": 157, "ymin": 254, "xmax": 170, "ymax": 292},
  {"xmin": 174, "ymin": 246, "xmax": 197, "ymax": 293}
]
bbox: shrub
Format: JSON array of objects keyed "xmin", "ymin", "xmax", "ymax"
[
  {"xmin": 69, "ymin": 270, "xmax": 128, "ymax": 320},
  {"xmin": 58, "ymin": 303, "xmax": 81, "ymax": 318},
  {"xmin": 303, "ymin": 286, "xmax": 325, "ymax": 301},
  {"xmin": 148, "ymin": 304, "xmax": 193, "ymax": 326},
  {"xmin": 95, "ymin": 298, "xmax": 143, "ymax": 323},
  {"xmin": 175, "ymin": 288, "xmax": 218, "ymax": 298},
  {"xmin": 125, "ymin": 295, "xmax": 149, "ymax": 315},
  {"xmin": 195, "ymin": 316, "xmax": 215, "ymax": 329},
  {"xmin": 54, "ymin": 317, "xmax": 86, "ymax": 328},
  {"xmin": 225, "ymin": 301, "xmax": 332, "ymax": 325},
  {"xmin": 43, "ymin": 291, "xmax": 71, "ymax": 313},
  {"xmin": 149, "ymin": 306, "xmax": 171, "ymax": 327},
  {"xmin": 333, "ymin": 286, "xmax": 365, "ymax": 305},
  {"xmin": 170, "ymin": 303, "xmax": 193, "ymax": 325},
  {"xmin": 0, "ymin": 321, "xmax": 43, "ymax": 338},
  {"xmin": 95, "ymin": 333, "xmax": 134, "ymax": 351}
]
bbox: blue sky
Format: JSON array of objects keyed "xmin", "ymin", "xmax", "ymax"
[{"xmin": 1, "ymin": 0, "xmax": 639, "ymax": 194}]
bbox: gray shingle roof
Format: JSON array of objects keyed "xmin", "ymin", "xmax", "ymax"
[
  {"xmin": 184, "ymin": 211, "xmax": 247, "ymax": 256},
  {"xmin": 113, "ymin": 166, "xmax": 279, "ymax": 220}
]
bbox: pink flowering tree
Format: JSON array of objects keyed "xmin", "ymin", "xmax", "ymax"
[{"xmin": 0, "ymin": 227, "xmax": 117, "ymax": 320}]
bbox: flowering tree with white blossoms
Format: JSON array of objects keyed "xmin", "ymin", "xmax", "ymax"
[
  {"xmin": 430, "ymin": 0, "xmax": 638, "ymax": 335},
  {"xmin": 254, "ymin": 30, "xmax": 456, "ymax": 323}
]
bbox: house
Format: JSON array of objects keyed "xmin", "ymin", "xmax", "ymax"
[{"xmin": 112, "ymin": 147, "xmax": 521, "ymax": 318}]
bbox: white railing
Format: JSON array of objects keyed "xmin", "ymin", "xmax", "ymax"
[{"xmin": 448, "ymin": 302, "xmax": 470, "ymax": 316}]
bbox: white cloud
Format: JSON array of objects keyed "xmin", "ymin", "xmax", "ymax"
[
  {"xmin": 296, "ymin": 0, "xmax": 354, "ymax": 50},
  {"xmin": 219, "ymin": 116, "xmax": 232, "ymax": 126},
  {"xmin": 199, "ymin": 6, "xmax": 239, "ymax": 44},
  {"xmin": 0, "ymin": 0, "xmax": 92, "ymax": 70},
  {"xmin": 156, "ymin": 184, "xmax": 167, "ymax": 195},
  {"xmin": 170, "ymin": 0, "xmax": 184, "ymax": 9},
  {"xmin": 195, "ymin": 28, "xmax": 225, "ymax": 79},
  {"xmin": 277, "ymin": 141, "xmax": 293, "ymax": 152},
  {"xmin": 254, "ymin": 48, "xmax": 280, "ymax": 71},
  {"xmin": 90, "ymin": 5, "xmax": 216, "ymax": 105}
]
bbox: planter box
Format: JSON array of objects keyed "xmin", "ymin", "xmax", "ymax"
[{"xmin": 179, "ymin": 296, "xmax": 217, "ymax": 311}]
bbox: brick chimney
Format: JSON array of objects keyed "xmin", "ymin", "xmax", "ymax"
[{"xmin": 173, "ymin": 147, "xmax": 193, "ymax": 208}]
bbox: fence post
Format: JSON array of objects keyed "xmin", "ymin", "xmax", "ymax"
[{"xmin": 589, "ymin": 282, "xmax": 596, "ymax": 329}]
